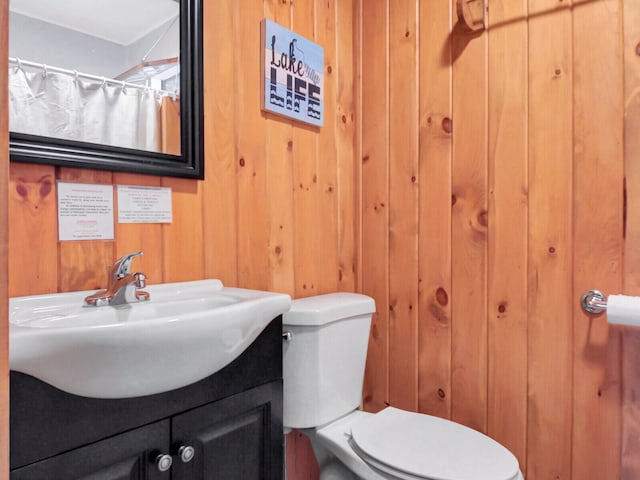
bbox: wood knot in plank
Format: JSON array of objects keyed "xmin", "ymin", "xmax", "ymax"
[
  {"xmin": 436, "ymin": 287, "xmax": 449, "ymax": 306},
  {"xmin": 442, "ymin": 117, "xmax": 453, "ymax": 134},
  {"xmin": 477, "ymin": 209, "xmax": 488, "ymax": 227},
  {"xmin": 371, "ymin": 321, "xmax": 379, "ymax": 339}
]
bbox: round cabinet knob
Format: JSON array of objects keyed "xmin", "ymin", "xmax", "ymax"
[
  {"xmin": 155, "ymin": 453, "xmax": 173, "ymax": 472},
  {"xmin": 177, "ymin": 445, "xmax": 195, "ymax": 463}
]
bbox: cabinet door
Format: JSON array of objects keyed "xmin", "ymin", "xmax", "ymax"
[
  {"xmin": 171, "ymin": 382, "xmax": 283, "ymax": 480},
  {"xmin": 11, "ymin": 420, "xmax": 171, "ymax": 480}
]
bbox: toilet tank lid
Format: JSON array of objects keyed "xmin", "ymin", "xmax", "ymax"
[{"xmin": 283, "ymin": 293, "xmax": 376, "ymax": 326}]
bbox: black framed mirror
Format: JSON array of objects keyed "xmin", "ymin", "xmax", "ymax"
[{"xmin": 8, "ymin": 0, "xmax": 203, "ymax": 179}]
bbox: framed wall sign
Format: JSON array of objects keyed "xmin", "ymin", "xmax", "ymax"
[{"xmin": 261, "ymin": 19, "xmax": 324, "ymax": 127}]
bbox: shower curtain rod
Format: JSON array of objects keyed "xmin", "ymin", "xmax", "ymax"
[{"xmin": 9, "ymin": 57, "xmax": 175, "ymax": 97}]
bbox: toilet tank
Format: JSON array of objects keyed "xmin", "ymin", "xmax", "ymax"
[{"xmin": 282, "ymin": 293, "xmax": 376, "ymax": 429}]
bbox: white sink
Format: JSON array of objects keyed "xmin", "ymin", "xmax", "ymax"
[{"xmin": 10, "ymin": 279, "xmax": 291, "ymax": 399}]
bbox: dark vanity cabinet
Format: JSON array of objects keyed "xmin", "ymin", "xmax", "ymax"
[
  {"xmin": 11, "ymin": 420, "xmax": 170, "ymax": 480},
  {"xmin": 9, "ymin": 318, "xmax": 284, "ymax": 480},
  {"xmin": 171, "ymin": 385, "xmax": 276, "ymax": 479}
]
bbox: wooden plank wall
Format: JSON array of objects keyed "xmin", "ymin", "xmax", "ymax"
[
  {"xmin": 360, "ymin": 1, "xmax": 630, "ymax": 480},
  {"xmin": 527, "ymin": 0, "xmax": 574, "ymax": 477},
  {"xmin": 4, "ymin": 0, "xmax": 640, "ymax": 479}
]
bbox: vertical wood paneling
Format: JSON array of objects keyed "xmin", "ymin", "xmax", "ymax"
[
  {"xmin": 233, "ymin": 0, "xmax": 270, "ymax": 291},
  {"xmin": 388, "ymin": 0, "xmax": 419, "ymax": 412},
  {"xmin": 527, "ymin": 1, "xmax": 574, "ymax": 478},
  {"xmin": 0, "ymin": 0, "xmax": 9, "ymax": 474},
  {"xmin": 417, "ymin": 0, "xmax": 452, "ymax": 420},
  {"xmin": 361, "ymin": 0, "xmax": 390, "ymax": 413},
  {"xmin": 572, "ymin": 1, "xmax": 623, "ymax": 478},
  {"xmin": 161, "ymin": 177, "xmax": 204, "ymax": 282},
  {"xmin": 486, "ymin": 0, "xmax": 528, "ymax": 468},
  {"xmin": 315, "ymin": 0, "xmax": 340, "ymax": 294},
  {"xmin": 8, "ymin": 163, "xmax": 58, "ymax": 295},
  {"xmin": 450, "ymin": 1, "xmax": 488, "ymax": 433},
  {"xmin": 623, "ymin": 0, "xmax": 640, "ymax": 477},
  {"xmin": 202, "ymin": 0, "xmax": 238, "ymax": 287},
  {"xmin": 362, "ymin": 2, "xmax": 630, "ymax": 480},
  {"xmin": 292, "ymin": 1, "xmax": 319, "ymax": 297},
  {"xmin": 264, "ymin": 2, "xmax": 295, "ymax": 295},
  {"xmin": 336, "ymin": 0, "xmax": 358, "ymax": 293},
  {"xmin": 57, "ymin": 239, "xmax": 114, "ymax": 291}
]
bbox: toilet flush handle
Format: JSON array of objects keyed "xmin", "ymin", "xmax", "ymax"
[{"xmin": 282, "ymin": 331, "xmax": 293, "ymax": 341}]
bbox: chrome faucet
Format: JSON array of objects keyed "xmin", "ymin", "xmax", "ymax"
[{"xmin": 85, "ymin": 251, "xmax": 150, "ymax": 306}]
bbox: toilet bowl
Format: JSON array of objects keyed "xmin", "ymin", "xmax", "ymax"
[{"xmin": 283, "ymin": 293, "xmax": 524, "ymax": 480}]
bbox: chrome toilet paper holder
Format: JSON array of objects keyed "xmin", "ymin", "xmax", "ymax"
[{"xmin": 581, "ymin": 290, "xmax": 607, "ymax": 315}]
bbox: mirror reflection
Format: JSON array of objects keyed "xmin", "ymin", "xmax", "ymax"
[{"xmin": 8, "ymin": 0, "xmax": 181, "ymax": 155}]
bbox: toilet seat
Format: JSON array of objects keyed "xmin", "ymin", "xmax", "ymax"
[{"xmin": 349, "ymin": 407, "xmax": 520, "ymax": 480}]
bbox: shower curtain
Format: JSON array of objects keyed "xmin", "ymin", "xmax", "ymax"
[{"xmin": 8, "ymin": 67, "xmax": 162, "ymax": 152}]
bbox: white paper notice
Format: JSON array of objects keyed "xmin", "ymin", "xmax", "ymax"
[
  {"xmin": 117, "ymin": 185, "xmax": 173, "ymax": 224},
  {"xmin": 58, "ymin": 182, "xmax": 114, "ymax": 241}
]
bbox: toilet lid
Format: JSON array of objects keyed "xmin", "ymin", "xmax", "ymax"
[{"xmin": 350, "ymin": 407, "xmax": 519, "ymax": 480}]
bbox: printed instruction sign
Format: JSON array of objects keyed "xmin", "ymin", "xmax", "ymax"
[
  {"xmin": 57, "ymin": 182, "xmax": 114, "ymax": 241},
  {"xmin": 117, "ymin": 185, "xmax": 172, "ymax": 224},
  {"xmin": 261, "ymin": 19, "xmax": 324, "ymax": 126}
]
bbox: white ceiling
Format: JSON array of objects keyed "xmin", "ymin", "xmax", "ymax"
[{"xmin": 9, "ymin": 0, "xmax": 179, "ymax": 46}]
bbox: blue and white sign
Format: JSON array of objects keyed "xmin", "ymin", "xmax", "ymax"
[{"xmin": 261, "ymin": 19, "xmax": 324, "ymax": 127}]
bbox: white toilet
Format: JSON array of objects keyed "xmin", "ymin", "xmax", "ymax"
[{"xmin": 282, "ymin": 292, "xmax": 524, "ymax": 480}]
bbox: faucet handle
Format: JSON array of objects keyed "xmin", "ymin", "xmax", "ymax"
[
  {"xmin": 134, "ymin": 272, "xmax": 147, "ymax": 288},
  {"xmin": 112, "ymin": 251, "xmax": 143, "ymax": 278}
]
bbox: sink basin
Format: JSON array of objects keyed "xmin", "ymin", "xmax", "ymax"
[{"xmin": 10, "ymin": 279, "xmax": 291, "ymax": 398}]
